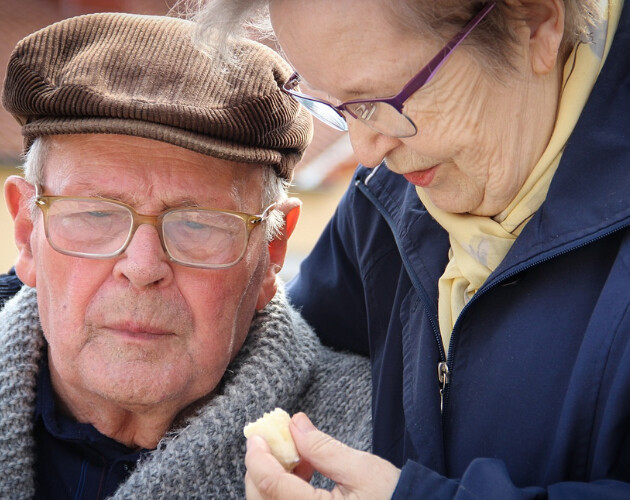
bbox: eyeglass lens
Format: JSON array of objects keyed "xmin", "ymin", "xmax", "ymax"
[
  {"xmin": 46, "ymin": 199, "xmax": 131, "ymax": 255},
  {"xmin": 293, "ymin": 94, "xmax": 417, "ymax": 138},
  {"xmin": 162, "ymin": 209, "xmax": 247, "ymax": 266},
  {"xmin": 292, "ymin": 95, "xmax": 348, "ymax": 131},
  {"xmin": 44, "ymin": 198, "xmax": 250, "ymax": 267},
  {"xmin": 344, "ymin": 102, "xmax": 417, "ymax": 137}
]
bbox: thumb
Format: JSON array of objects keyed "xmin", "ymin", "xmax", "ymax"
[{"xmin": 289, "ymin": 412, "xmax": 367, "ymax": 487}]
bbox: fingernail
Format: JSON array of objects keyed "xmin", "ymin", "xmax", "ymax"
[
  {"xmin": 292, "ymin": 412, "xmax": 316, "ymax": 433},
  {"xmin": 246, "ymin": 435, "xmax": 264, "ymax": 450}
]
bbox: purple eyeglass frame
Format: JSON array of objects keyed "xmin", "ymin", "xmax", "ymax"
[{"xmin": 282, "ymin": 1, "xmax": 496, "ymax": 134}]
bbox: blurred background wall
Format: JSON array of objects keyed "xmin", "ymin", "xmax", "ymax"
[{"xmin": 0, "ymin": 0, "xmax": 356, "ymax": 282}]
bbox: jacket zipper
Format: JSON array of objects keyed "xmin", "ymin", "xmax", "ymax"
[
  {"xmin": 356, "ymin": 176, "xmax": 448, "ymax": 407},
  {"xmin": 437, "ymin": 361, "xmax": 450, "ymax": 413}
]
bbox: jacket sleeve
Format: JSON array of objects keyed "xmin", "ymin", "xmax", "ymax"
[
  {"xmin": 0, "ymin": 267, "xmax": 23, "ymax": 309},
  {"xmin": 287, "ymin": 180, "xmax": 370, "ymax": 355},
  {"xmin": 393, "ymin": 459, "xmax": 630, "ymax": 499}
]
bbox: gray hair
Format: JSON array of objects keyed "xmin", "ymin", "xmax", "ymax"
[
  {"xmin": 188, "ymin": 0, "xmax": 273, "ymax": 61},
  {"xmin": 190, "ymin": 0, "xmax": 601, "ymax": 74},
  {"xmin": 21, "ymin": 136, "xmax": 289, "ymax": 242}
]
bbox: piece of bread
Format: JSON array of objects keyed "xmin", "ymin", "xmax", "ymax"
[{"xmin": 243, "ymin": 408, "xmax": 300, "ymax": 471}]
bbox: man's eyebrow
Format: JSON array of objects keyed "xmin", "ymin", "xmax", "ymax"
[
  {"xmin": 170, "ymin": 197, "xmax": 201, "ymax": 207},
  {"xmin": 82, "ymin": 192, "xmax": 207, "ymax": 209}
]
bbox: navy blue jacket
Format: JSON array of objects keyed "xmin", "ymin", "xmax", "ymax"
[
  {"xmin": 0, "ymin": 267, "xmax": 22, "ymax": 309},
  {"xmin": 288, "ymin": 3, "xmax": 630, "ymax": 498}
]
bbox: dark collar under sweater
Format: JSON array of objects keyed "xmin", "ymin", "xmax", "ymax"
[{"xmin": 0, "ymin": 286, "xmax": 372, "ymax": 499}]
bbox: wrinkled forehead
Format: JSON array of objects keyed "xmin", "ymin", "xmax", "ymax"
[
  {"xmin": 270, "ymin": 0, "xmax": 432, "ymax": 99},
  {"xmin": 270, "ymin": 0, "xmax": 390, "ymax": 65},
  {"xmin": 40, "ymin": 134, "xmax": 264, "ymax": 210}
]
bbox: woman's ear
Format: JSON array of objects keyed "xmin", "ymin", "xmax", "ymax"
[
  {"xmin": 4, "ymin": 175, "xmax": 37, "ymax": 287},
  {"xmin": 520, "ymin": 0, "xmax": 565, "ymax": 74},
  {"xmin": 255, "ymin": 197, "xmax": 302, "ymax": 310}
]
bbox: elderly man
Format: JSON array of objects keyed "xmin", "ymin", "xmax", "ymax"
[{"xmin": 0, "ymin": 13, "xmax": 371, "ymax": 500}]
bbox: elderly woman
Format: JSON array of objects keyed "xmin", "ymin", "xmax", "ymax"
[{"xmin": 195, "ymin": 0, "xmax": 630, "ymax": 498}]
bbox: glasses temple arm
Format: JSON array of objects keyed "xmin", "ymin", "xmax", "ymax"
[
  {"xmin": 255, "ymin": 203, "xmax": 278, "ymax": 223},
  {"xmin": 392, "ymin": 2, "xmax": 497, "ymax": 107}
]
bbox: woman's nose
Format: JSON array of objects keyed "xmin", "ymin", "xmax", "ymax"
[{"xmin": 346, "ymin": 119, "xmax": 403, "ymax": 168}]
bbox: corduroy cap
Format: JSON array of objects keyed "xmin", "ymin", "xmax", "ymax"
[{"xmin": 2, "ymin": 13, "xmax": 313, "ymax": 181}]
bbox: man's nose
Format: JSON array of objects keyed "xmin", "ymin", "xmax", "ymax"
[
  {"xmin": 113, "ymin": 224, "xmax": 173, "ymax": 289},
  {"xmin": 347, "ymin": 120, "xmax": 402, "ymax": 168}
]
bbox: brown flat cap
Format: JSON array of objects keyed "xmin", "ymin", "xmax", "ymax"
[{"xmin": 2, "ymin": 13, "xmax": 313, "ymax": 180}]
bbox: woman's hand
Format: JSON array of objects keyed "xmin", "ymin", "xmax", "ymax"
[{"xmin": 245, "ymin": 412, "xmax": 400, "ymax": 499}]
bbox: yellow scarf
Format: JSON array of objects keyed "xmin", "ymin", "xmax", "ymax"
[{"xmin": 417, "ymin": 0, "xmax": 622, "ymax": 356}]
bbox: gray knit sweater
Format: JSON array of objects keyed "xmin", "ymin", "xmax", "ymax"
[{"xmin": 0, "ymin": 286, "xmax": 372, "ymax": 499}]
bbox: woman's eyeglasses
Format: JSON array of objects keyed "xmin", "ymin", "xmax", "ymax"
[{"xmin": 282, "ymin": 2, "xmax": 496, "ymax": 138}]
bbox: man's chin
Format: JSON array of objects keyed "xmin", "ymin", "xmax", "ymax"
[{"xmin": 77, "ymin": 356, "xmax": 194, "ymax": 408}]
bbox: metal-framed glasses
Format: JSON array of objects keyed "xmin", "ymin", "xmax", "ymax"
[
  {"xmin": 35, "ymin": 186, "xmax": 275, "ymax": 269},
  {"xmin": 282, "ymin": 2, "xmax": 496, "ymax": 138}
]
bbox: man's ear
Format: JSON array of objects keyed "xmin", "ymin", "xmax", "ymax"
[
  {"xmin": 255, "ymin": 197, "xmax": 302, "ymax": 310},
  {"xmin": 4, "ymin": 175, "xmax": 37, "ymax": 287},
  {"xmin": 520, "ymin": 0, "xmax": 565, "ymax": 75}
]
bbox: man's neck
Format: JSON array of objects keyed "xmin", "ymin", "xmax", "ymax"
[{"xmin": 48, "ymin": 363, "xmax": 182, "ymax": 449}]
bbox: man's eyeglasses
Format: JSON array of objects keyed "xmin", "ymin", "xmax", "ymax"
[
  {"xmin": 282, "ymin": 2, "xmax": 496, "ymax": 138},
  {"xmin": 35, "ymin": 186, "xmax": 275, "ymax": 269}
]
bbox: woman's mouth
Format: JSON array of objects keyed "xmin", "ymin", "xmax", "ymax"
[{"xmin": 403, "ymin": 165, "xmax": 438, "ymax": 187}]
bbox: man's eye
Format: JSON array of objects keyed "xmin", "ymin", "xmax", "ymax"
[
  {"xmin": 183, "ymin": 220, "xmax": 208, "ymax": 230},
  {"xmin": 86, "ymin": 211, "xmax": 114, "ymax": 218}
]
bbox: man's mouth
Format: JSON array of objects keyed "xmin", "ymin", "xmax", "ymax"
[{"xmin": 105, "ymin": 322, "xmax": 174, "ymax": 340}]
